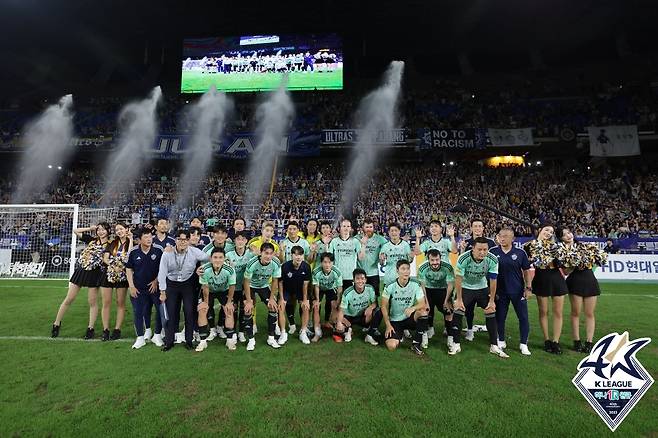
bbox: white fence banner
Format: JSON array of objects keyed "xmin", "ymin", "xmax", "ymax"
[
  {"xmin": 487, "ymin": 128, "xmax": 534, "ymax": 146},
  {"xmin": 594, "ymin": 254, "xmax": 658, "ymax": 281},
  {"xmin": 587, "ymin": 125, "xmax": 641, "ymax": 157}
]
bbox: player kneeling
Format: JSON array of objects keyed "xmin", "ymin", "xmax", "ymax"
[
  {"xmin": 335, "ymin": 269, "xmax": 382, "ymax": 345},
  {"xmin": 381, "ymin": 260, "xmax": 429, "ymax": 356},
  {"xmin": 196, "ymin": 248, "xmax": 238, "ymax": 352}
]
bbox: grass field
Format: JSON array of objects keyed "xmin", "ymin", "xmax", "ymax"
[
  {"xmin": 180, "ymin": 69, "xmax": 343, "ymax": 93},
  {"xmin": 1, "ymin": 280, "xmax": 656, "ymax": 437}
]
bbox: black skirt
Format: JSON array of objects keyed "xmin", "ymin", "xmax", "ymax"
[
  {"xmin": 100, "ymin": 277, "xmax": 129, "ymax": 289},
  {"xmin": 566, "ymin": 269, "xmax": 601, "ymax": 297},
  {"xmin": 532, "ymin": 268, "xmax": 568, "ymax": 297},
  {"xmin": 70, "ymin": 267, "xmax": 103, "ymax": 288}
]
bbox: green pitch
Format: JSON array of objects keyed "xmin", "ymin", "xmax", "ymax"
[
  {"xmin": 180, "ymin": 69, "xmax": 343, "ymax": 93},
  {"xmin": 1, "ymin": 281, "xmax": 656, "ymax": 437}
]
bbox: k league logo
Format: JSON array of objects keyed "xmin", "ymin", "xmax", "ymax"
[{"xmin": 572, "ymin": 332, "xmax": 654, "ymax": 431}]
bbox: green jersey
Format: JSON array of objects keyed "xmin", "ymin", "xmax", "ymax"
[
  {"xmin": 312, "ymin": 266, "xmax": 343, "ymax": 291},
  {"xmin": 281, "ymin": 236, "xmax": 311, "ymax": 262},
  {"xmin": 455, "ymin": 251, "xmax": 498, "ymax": 290},
  {"xmin": 356, "ymin": 233, "xmax": 387, "ymax": 277},
  {"xmin": 340, "ymin": 284, "xmax": 377, "ymax": 317},
  {"xmin": 419, "ymin": 237, "xmax": 453, "ymax": 260},
  {"xmin": 382, "ymin": 279, "xmax": 424, "ymax": 322},
  {"xmin": 244, "ymin": 256, "xmax": 282, "ymax": 289},
  {"xmin": 417, "ymin": 260, "xmax": 454, "ymax": 289},
  {"xmin": 202, "ymin": 240, "xmax": 236, "ymax": 256},
  {"xmin": 328, "ymin": 236, "xmax": 362, "ymax": 280},
  {"xmin": 314, "ymin": 237, "xmax": 333, "ymax": 266},
  {"xmin": 225, "ymin": 248, "xmax": 255, "ymax": 291},
  {"xmin": 199, "ymin": 264, "xmax": 236, "ymax": 294},
  {"xmin": 380, "ymin": 240, "xmax": 412, "ymax": 285}
]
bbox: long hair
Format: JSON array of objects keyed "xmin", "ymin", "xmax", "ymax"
[{"xmin": 107, "ymin": 224, "xmax": 130, "ymax": 256}]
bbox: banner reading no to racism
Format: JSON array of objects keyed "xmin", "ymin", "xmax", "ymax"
[{"xmin": 417, "ymin": 128, "xmax": 487, "ymax": 149}]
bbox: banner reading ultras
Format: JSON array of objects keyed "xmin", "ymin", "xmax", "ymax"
[
  {"xmin": 181, "ymin": 34, "xmax": 343, "ymax": 93},
  {"xmin": 418, "ymin": 128, "xmax": 487, "ymax": 149}
]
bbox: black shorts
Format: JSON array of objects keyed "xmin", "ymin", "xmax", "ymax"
[
  {"xmin": 386, "ymin": 317, "xmax": 416, "ymax": 341},
  {"xmin": 345, "ymin": 314, "xmax": 367, "ymax": 327},
  {"xmin": 426, "ymin": 287, "xmax": 452, "ymax": 315},
  {"xmin": 282, "ymin": 289, "xmax": 304, "ymax": 302},
  {"xmin": 100, "ymin": 278, "xmax": 129, "ymax": 289},
  {"xmin": 69, "ymin": 267, "xmax": 103, "ymax": 288},
  {"xmin": 533, "ymin": 268, "xmax": 568, "ymax": 297},
  {"xmin": 250, "ymin": 287, "xmax": 272, "ymax": 304},
  {"xmin": 318, "ymin": 288, "xmax": 338, "ymax": 302},
  {"xmin": 567, "ymin": 269, "xmax": 600, "ymax": 297},
  {"xmin": 366, "ymin": 275, "xmax": 380, "ymax": 295},
  {"xmin": 207, "ymin": 291, "xmax": 230, "ymax": 307},
  {"xmin": 455, "ymin": 288, "xmax": 490, "ymax": 314}
]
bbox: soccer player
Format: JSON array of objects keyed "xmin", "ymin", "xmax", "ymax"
[
  {"xmin": 310, "ymin": 220, "xmax": 334, "ymax": 267},
  {"xmin": 490, "ymin": 228, "xmax": 533, "ymax": 355},
  {"xmin": 279, "ymin": 221, "xmax": 312, "ymax": 334},
  {"xmin": 328, "ymin": 218, "xmax": 366, "ymax": 291},
  {"xmin": 417, "ymin": 249, "xmax": 455, "ymax": 349},
  {"xmin": 158, "ymin": 229, "xmax": 210, "ymax": 351},
  {"xmin": 202, "ymin": 224, "xmax": 236, "ymax": 256},
  {"xmin": 312, "ymin": 252, "xmax": 343, "ymax": 342},
  {"xmin": 190, "ymin": 217, "xmax": 211, "ymax": 246},
  {"xmin": 460, "ymin": 219, "xmax": 496, "ymax": 341},
  {"xmin": 153, "ymin": 218, "xmax": 175, "ymax": 249},
  {"xmin": 335, "ymin": 268, "xmax": 381, "ymax": 345},
  {"xmin": 278, "ymin": 246, "xmax": 312, "ymax": 345},
  {"xmin": 243, "ymin": 243, "xmax": 283, "ymax": 350},
  {"xmin": 229, "ymin": 217, "xmax": 251, "ymax": 240},
  {"xmin": 126, "ymin": 228, "xmax": 163, "ymax": 349},
  {"xmin": 379, "ymin": 223, "xmax": 412, "ymax": 287},
  {"xmin": 381, "ymin": 260, "xmax": 429, "ymax": 356},
  {"xmin": 225, "ymin": 232, "xmax": 255, "ymax": 343},
  {"xmin": 414, "ymin": 220, "xmax": 457, "ymax": 259},
  {"xmin": 451, "ymin": 237, "xmax": 508, "ymax": 358},
  {"xmin": 51, "ymin": 222, "xmax": 111, "ymax": 339},
  {"xmin": 356, "ymin": 218, "xmax": 387, "ymax": 296},
  {"xmin": 195, "ymin": 248, "xmax": 237, "ymax": 352},
  {"xmin": 100, "ymin": 223, "xmax": 133, "ymax": 341},
  {"xmin": 248, "ymin": 221, "xmax": 280, "ymax": 256}
]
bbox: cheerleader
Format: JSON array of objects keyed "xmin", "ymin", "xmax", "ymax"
[
  {"xmin": 524, "ymin": 223, "xmax": 568, "ymax": 354},
  {"xmin": 557, "ymin": 227, "xmax": 607, "ymax": 354},
  {"xmin": 51, "ymin": 222, "xmax": 111, "ymax": 338},
  {"xmin": 100, "ymin": 223, "xmax": 133, "ymax": 341}
]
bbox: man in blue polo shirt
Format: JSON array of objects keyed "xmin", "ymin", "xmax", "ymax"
[
  {"xmin": 126, "ymin": 228, "xmax": 163, "ymax": 349},
  {"xmin": 153, "ymin": 218, "xmax": 176, "ymax": 249},
  {"xmin": 489, "ymin": 227, "xmax": 533, "ymax": 356},
  {"xmin": 278, "ymin": 246, "xmax": 312, "ymax": 345}
]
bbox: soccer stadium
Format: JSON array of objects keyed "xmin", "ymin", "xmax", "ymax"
[{"xmin": 0, "ymin": 1, "xmax": 656, "ymax": 436}]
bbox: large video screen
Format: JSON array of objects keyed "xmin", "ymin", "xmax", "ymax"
[{"xmin": 181, "ymin": 34, "xmax": 343, "ymax": 93}]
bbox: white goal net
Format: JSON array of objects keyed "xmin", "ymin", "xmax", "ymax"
[{"xmin": 0, "ymin": 204, "xmax": 118, "ymax": 280}]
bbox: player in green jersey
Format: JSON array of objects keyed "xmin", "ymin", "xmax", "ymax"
[
  {"xmin": 417, "ymin": 249, "xmax": 455, "ymax": 350},
  {"xmin": 311, "ymin": 252, "xmax": 343, "ymax": 342},
  {"xmin": 243, "ymin": 242, "xmax": 283, "ymax": 351},
  {"xmin": 225, "ymin": 232, "xmax": 255, "ymax": 343},
  {"xmin": 381, "ymin": 259, "xmax": 429, "ymax": 356},
  {"xmin": 379, "ymin": 223, "xmax": 412, "ymax": 287},
  {"xmin": 451, "ymin": 237, "xmax": 508, "ymax": 358},
  {"xmin": 414, "ymin": 219, "xmax": 457, "ymax": 259},
  {"xmin": 328, "ymin": 219, "xmax": 366, "ymax": 291},
  {"xmin": 335, "ymin": 268, "xmax": 381, "ymax": 345},
  {"xmin": 195, "ymin": 248, "xmax": 237, "ymax": 352},
  {"xmin": 356, "ymin": 218, "xmax": 387, "ymax": 295},
  {"xmin": 279, "ymin": 221, "xmax": 312, "ymax": 335}
]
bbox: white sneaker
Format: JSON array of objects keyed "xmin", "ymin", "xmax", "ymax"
[
  {"xmin": 238, "ymin": 332, "xmax": 246, "ymax": 343},
  {"xmin": 144, "ymin": 328, "xmax": 152, "ymax": 342},
  {"xmin": 174, "ymin": 332, "xmax": 185, "ymax": 344},
  {"xmin": 288, "ymin": 324, "xmax": 297, "ymax": 335},
  {"xmin": 365, "ymin": 335, "xmax": 378, "ymax": 346},
  {"xmin": 274, "ymin": 324, "xmax": 281, "ymax": 336},
  {"xmin": 207, "ymin": 328, "xmax": 217, "ymax": 341},
  {"xmin": 497, "ymin": 340, "xmax": 507, "ymax": 350},
  {"xmin": 490, "ymin": 344, "xmax": 510, "ymax": 358},
  {"xmin": 246, "ymin": 338, "xmax": 256, "ymax": 351},
  {"xmin": 344, "ymin": 328, "xmax": 352, "ymax": 343},
  {"xmin": 448, "ymin": 343, "xmax": 461, "ymax": 355},
  {"xmin": 193, "ymin": 331, "xmax": 200, "ymax": 343},
  {"xmin": 226, "ymin": 335, "xmax": 237, "ymax": 351},
  {"xmin": 421, "ymin": 333, "xmax": 429, "ymax": 349},
  {"xmin": 195, "ymin": 339, "xmax": 208, "ymax": 352},
  {"xmin": 403, "ymin": 329, "xmax": 412, "ymax": 339},
  {"xmin": 427, "ymin": 327, "xmax": 435, "ymax": 339},
  {"xmin": 299, "ymin": 330, "xmax": 311, "ymax": 345},
  {"xmin": 447, "ymin": 336, "xmax": 455, "ymax": 349},
  {"xmin": 520, "ymin": 344, "xmax": 532, "ymax": 356},
  {"xmin": 474, "ymin": 324, "xmax": 488, "ymax": 332},
  {"xmin": 217, "ymin": 326, "xmax": 227, "ymax": 339},
  {"xmin": 465, "ymin": 329, "xmax": 475, "ymax": 341},
  {"xmin": 267, "ymin": 336, "xmax": 281, "ymax": 349},
  {"xmin": 151, "ymin": 333, "xmax": 164, "ymax": 347},
  {"xmin": 278, "ymin": 331, "xmax": 288, "ymax": 345},
  {"xmin": 132, "ymin": 336, "xmax": 146, "ymax": 349}
]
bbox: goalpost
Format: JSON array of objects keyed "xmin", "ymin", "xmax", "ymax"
[{"xmin": 0, "ymin": 204, "xmax": 118, "ymax": 280}]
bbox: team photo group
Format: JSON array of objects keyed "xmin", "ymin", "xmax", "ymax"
[{"xmin": 49, "ymin": 213, "xmax": 608, "ymax": 359}]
